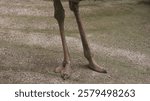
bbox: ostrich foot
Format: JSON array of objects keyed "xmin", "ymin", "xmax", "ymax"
[
  {"xmin": 55, "ymin": 63, "xmax": 72, "ymax": 80},
  {"xmin": 88, "ymin": 61, "xmax": 107, "ymax": 73}
]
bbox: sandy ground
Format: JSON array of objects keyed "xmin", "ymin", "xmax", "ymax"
[{"xmin": 0, "ymin": 0, "xmax": 150, "ymax": 83}]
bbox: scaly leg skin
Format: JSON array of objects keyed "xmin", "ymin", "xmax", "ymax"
[
  {"xmin": 53, "ymin": 0, "xmax": 72, "ymax": 79},
  {"xmin": 69, "ymin": 1, "xmax": 107, "ymax": 74}
]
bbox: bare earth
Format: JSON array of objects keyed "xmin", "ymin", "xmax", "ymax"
[{"xmin": 0, "ymin": 0, "xmax": 150, "ymax": 83}]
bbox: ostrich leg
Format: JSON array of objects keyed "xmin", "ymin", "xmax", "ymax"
[
  {"xmin": 53, "ymin": 0, "xmax": 71, "ymax": 79},
  {"xmin": 69, "ymin": 0, "xmax": 107, "ymax": 73}
]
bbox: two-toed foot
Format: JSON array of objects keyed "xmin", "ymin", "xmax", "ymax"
[
  {"xmin": 88, "ymin": 60, "xmax": 107, "ymax": 73},
  {"xmin": 55, "ymin": 63, "xmax": 72, "ymax": 80}
]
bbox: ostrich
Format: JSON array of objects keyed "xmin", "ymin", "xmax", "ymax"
[{"xmin": 53, "ymin": 0, "xmax": 107, "ymax": 79}]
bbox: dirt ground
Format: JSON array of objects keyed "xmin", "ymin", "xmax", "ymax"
[{"xmin": 0, "ymin": 0, "xmax": 150, "ymax": 83}]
